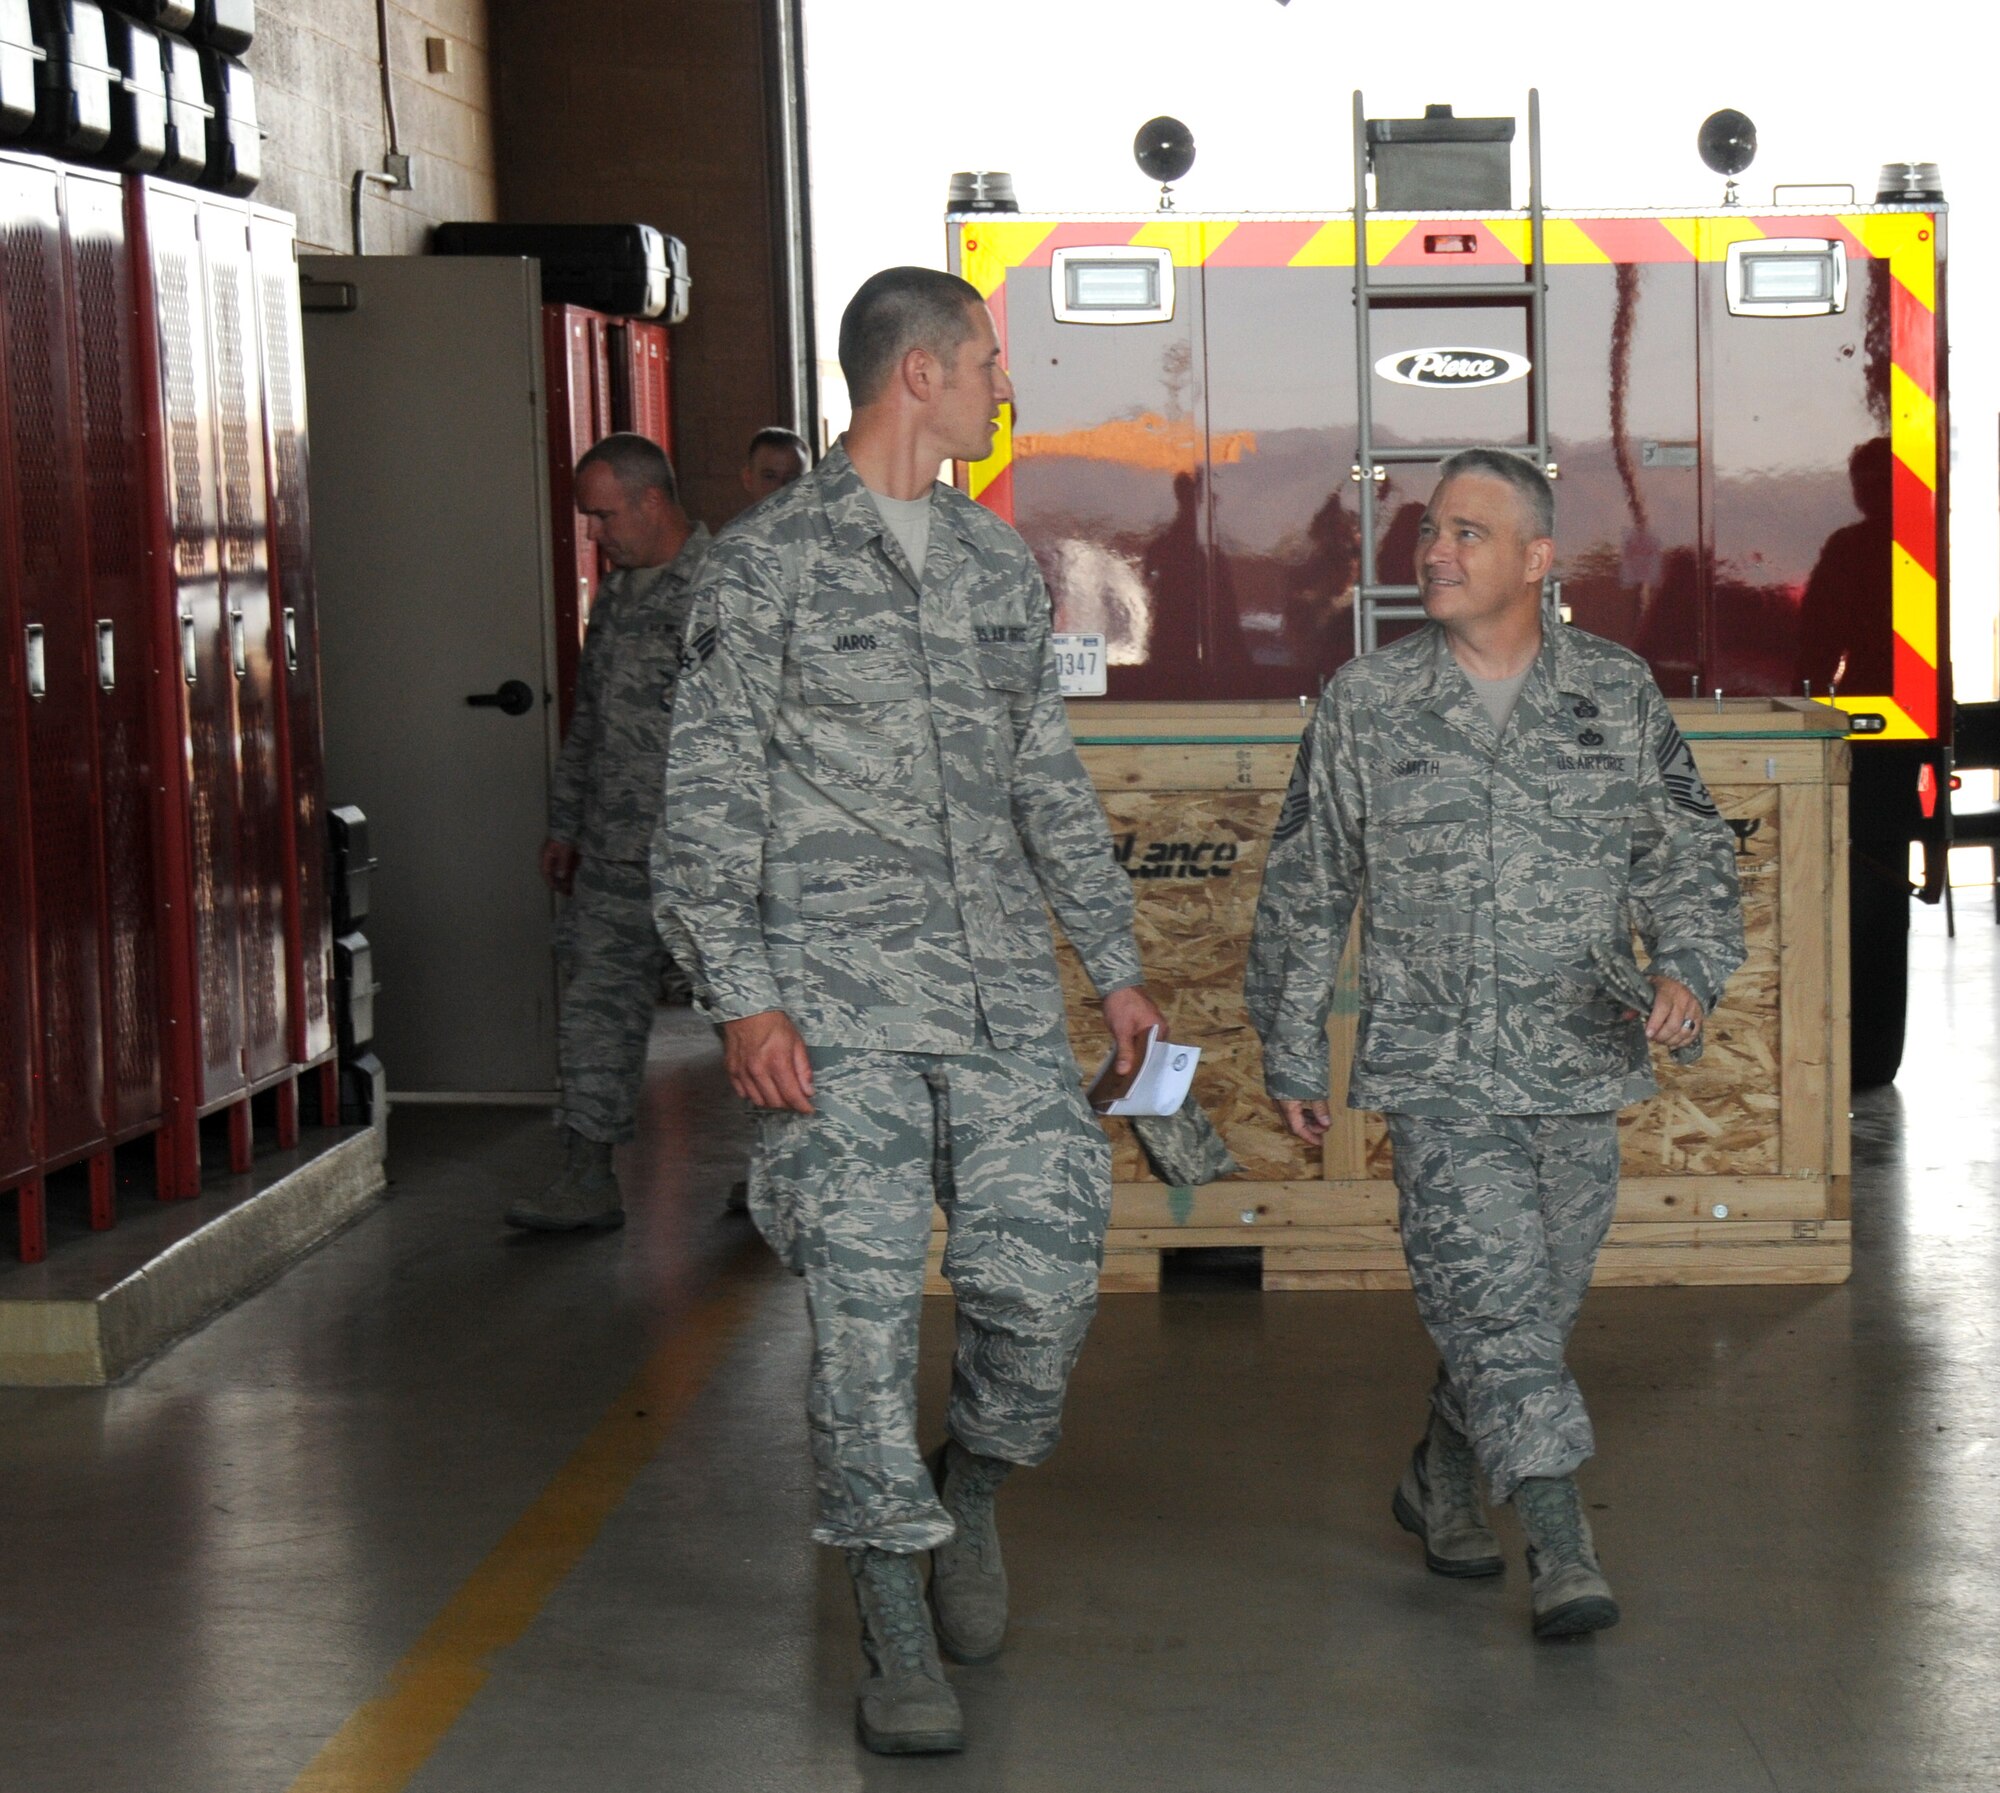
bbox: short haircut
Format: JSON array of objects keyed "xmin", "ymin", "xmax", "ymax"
[
  {"xmin": 838, "ymin": 267, "xmax": 984, "ymax": 406},
  {"xmin": 1436, "ymin": 448, "xmax": 1554, "ymax": 539},
  {"xmin": 576, "ymin": 432, "xmax": 678, "ymax": 504},
  {"xmin": 745, "ymin": 426, "xmax": 811, "ymax": 463}
]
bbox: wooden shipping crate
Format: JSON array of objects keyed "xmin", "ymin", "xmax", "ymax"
[{"xmin": 927, "ymin": 697, "xmax": 1851, "ymax": 1294}]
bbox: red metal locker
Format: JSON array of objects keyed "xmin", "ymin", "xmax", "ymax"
[
  {"xmin": 200, "ymin": 196, "xmax": 287, "ymax": 1088},
  {"xmin": 249, "ymin": 205, "xmax": 334, "ymax": 1075},
  {"xmin": 0, "ymin": 155, "xmax": 109, "ymax": 1174},
  {"xmin": 0, "ymin": 397, "xmax": 34, "ymax": 1203},
  {"xmin": 543, "ymin": 302, "xmax": 610, "ymax": 733},
  {"xmin": 610, "ymin": 319, "xmax": 672, "ymax": 458},
  {"xmin": 63, "ymin": 166, "xmax": 164, "ymax": 1145},
  {"xmin": 132, "ymin": 178, "xmax": 244, "ymax": 1181}
]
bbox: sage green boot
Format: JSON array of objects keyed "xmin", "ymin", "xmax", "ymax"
[
  {"xmin": 846, "ymin": 1548, "xmax": 964, "ymax": 1755},
  {"xmin": 928, "ymin": 1439, "xmax": 1012, "ymax": 1663},
  {"xmin": 1513, "ymin": 1475, "xmax": 1620, "ymax": 1639},
  {"xmin": 504, "ymin": 1130, "xmax": 624, "ymax": 1231},
  {"xmin": 1392, "ymin": 1409, "xmax": 1504, "ymax": 1578}
]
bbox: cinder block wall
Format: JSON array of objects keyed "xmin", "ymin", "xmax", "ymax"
[
  {"xmin": 248, "ymin": 0, "xmax": 500, "ymax": 254},
  {"xmin": 487, "ymin": 0, "xmax": 788, "ymax": 532}
]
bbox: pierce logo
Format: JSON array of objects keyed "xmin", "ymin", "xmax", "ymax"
[{"xmin": 1375, "ymin": 347, "xmax": 1531, "ymax": 389}]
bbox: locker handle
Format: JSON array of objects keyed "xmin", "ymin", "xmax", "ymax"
[
  {"xmin": 97, "ymin": 620, "xmax": 116, "ymax": 692},
  {"xmin": 229, "ymin": 605, "xmax": 247, "ymax": 679},
  {"xmin": 181, "ymin": 611, "xmax": 198, "ymax": 685},
  {"xmin": 283, "ymin": 606, "xmax": 299, "ymax": 673},
  {"xmin": 24, "ymin": 624, "xmax": 45, "ymax": 700}
]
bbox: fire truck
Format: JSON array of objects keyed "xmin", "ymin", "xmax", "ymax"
[{"xmin": 947, "ymin": 94, "xmax": 1949, "ymax": 1085}]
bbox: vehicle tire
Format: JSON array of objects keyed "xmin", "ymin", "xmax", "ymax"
[{"xmin": 1848, "ymin": 847, "xmax": 1909, "ymax": 1088}]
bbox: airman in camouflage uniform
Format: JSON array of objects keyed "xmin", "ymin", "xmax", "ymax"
[
  {"xmin": 507, "ymin": 434, "xmax": 711, "ymax": 1233},
  {"xmin": 1247, "ymin": 449, "xmax": 1743, "ymax": 1639},
  {"xmin": 654, "ymin": 269, "xmax": 1161, "ymax": 1753}
]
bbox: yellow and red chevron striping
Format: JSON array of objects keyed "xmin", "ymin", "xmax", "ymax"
[{"xmin": 952, "ymin": 212, "xmax": 1943, "ymax": 736}]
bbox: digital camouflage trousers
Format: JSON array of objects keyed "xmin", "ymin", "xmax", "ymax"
[
  {"xmin": 752, "ymin": 1039, "xmax": 1112, "ymax": 1552},
  {"xmin": 554, "ymin": 856, "xmax": 666, "ymax": 1145},
  {"xmin": 1386, "ymin": 1109, "xmax": 1622, "ymax": 1502}
]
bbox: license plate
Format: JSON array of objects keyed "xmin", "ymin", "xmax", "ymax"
[{"xmin": 1052, "ymin": 632, "xmax": 1107, "ymax": 697}]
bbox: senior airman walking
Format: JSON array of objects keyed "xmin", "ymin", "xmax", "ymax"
[
  {"xmin": 1247, "ymin": 448, "xmax": 1744, "ymax": 1638},
  {"xmin": 655, "ymin": 268, "xmax": 1161, "ymax": 1752}
]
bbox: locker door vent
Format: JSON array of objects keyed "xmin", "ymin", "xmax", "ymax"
[{"xmin": 155, "ymin": 246, "xmax": 210, "ymax": 575}]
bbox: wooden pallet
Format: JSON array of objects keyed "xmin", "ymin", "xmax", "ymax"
[
  {"xmin": 925, "ymin": 1219, "xmax": 1850, "ymax": 1295},
  {"xmin": 924, "ymin": 1176, "xmax": 1851, "ymax": 1295}
]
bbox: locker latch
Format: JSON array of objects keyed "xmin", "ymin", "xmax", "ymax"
[
  {"xmin": 283, "ymin": 606, "xmax": 298, "ymax": 673},
  {"xmin": 181, "ymin": 610, "xmax": 199, "ymax": 685},
  {"xmin": 97, "ymin": 620, "xmax": 116, "ymax": 692},
  {"xmin": 229, "ymin": 606, "xmax": 248, "ymax": 679},
  {"xmin": 24, "ymin": 624, "xmax": 45, "ymax": 700}
]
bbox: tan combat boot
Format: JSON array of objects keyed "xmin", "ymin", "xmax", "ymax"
[
  {"xmin": 1513, "ymin": 1474, "xmax": 1621, "ymax": 1639},
  {"xmin": 504, "ymin": 1130, "xmax": 625, "ymax": 1231},
  {"xmin": 928, "ymin": 1439, "xmax": 1012, "ymax": 1663},
  {"xmin": 1391, "ymin": 1408, "xmax": 1504, "ymax": 1578},
  {"xmin": 847, "ymin": 1548, "xmax": 964, "ymax": 1755}
]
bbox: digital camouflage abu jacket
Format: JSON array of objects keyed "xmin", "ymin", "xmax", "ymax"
[
  {"xmin": 652, "ymin": 445, "xmax": 1141, "ymax": 1052},
  {"xmin": 548, "ymin": 525, "xmax": 714, "ymax": 862},
  {"xmin": 1246, "ymin": 619, "xmax": 1745, "ymax": 1117}
]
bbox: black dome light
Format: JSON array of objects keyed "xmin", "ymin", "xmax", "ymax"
[
  {"xmin": 1698, "ymin": 109, "xmax": 1757, "ymax": 205},
  {"xmin": 1134, "ymin": 115, "xmax": 1196, "ymax": 183},
  {"xmin": 1134, "ymin": 116, "xmax": 1195, "ymax": 207}
]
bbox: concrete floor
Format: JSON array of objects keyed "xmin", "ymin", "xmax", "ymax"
[{"xmin": 2, "ymin": 899, "xmax": 1996, "ymax": 1792}]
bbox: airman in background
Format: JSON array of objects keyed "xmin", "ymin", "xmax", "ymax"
[
  {"xmin": 510, "ymin": 433, "xmax": 710, "ymax": 1233},
  {"xmin": 739, "ymin": 425, "xmax": 811, "ymax": 505}
]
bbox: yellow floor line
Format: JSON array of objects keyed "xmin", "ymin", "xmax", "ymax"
[{"xmin": 288, "ymin": 1270, "xmax": 764, "ymax": 1793}]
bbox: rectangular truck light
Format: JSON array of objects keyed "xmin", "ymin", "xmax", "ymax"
[
  {"xmin": 1725, "ymin": 239, "xmax": 1847, "ymax": 317},
  {"xmin": 1050, "ymin": 246, "xmax": 1176, "ymax": 324}
]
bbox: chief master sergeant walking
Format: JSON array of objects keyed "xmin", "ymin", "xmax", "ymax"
[
  {"xmin": 654, "ymin": 267, "xmax": 1161, "ymax": 1754},
  {"xmin": 1246, "ymin": 449, "xmax": 1744, "ymax": 1639},
  {"xmin": 507, "ymin": 433, "xmax": 711, "ymax": 1232}
]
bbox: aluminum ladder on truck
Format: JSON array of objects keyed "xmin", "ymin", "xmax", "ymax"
[{"xmin": 1349, "ymin": 88, "xmax": 1552, "ymax": 655}]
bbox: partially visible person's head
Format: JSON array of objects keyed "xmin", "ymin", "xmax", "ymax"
[
  {"xmin": 838, "ymin": 267, "xmax": 1013, "ymax": 464},
  {"xmin": 574, "ymin": 432, "xmax": 686, "ymax": 570},
  {"xmin": 741, "ymin": 426, "xmax": 810, "ymax": 499},
  {"xmin": 1416, "ymin": 450, "xmax": 1556, "ymax": 631}
]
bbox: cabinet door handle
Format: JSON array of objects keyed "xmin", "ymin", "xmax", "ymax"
[
  {"xmin": 97, "ymin": 620, "xmax": 116, "ymax": 692},
  {"xmin": 24, "ymin": 623, "xmax": 45, "ymax": 700}
]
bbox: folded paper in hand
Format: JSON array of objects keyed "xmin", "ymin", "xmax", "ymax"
[{"xmin": 1088, "ymin": 1027, "xmax": 1201, "ymax": 1117}]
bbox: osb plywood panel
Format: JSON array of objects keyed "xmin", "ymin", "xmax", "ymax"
[
  {"xmin": 1060, "ymin": 766, "xmax": 1809, "ymax": 1191},
  {"xmin": 1054, "ymin": 790, "xmax": 1320, "ymax": 1184},
  {"xmin": 1618, "ymin": 784, "xmax": 1781, "ymax": 1174}
]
